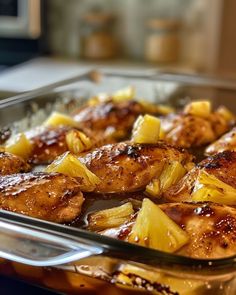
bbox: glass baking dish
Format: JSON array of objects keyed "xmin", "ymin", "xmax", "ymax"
[{"xmin": 1, "ymin": 70, "xmax": 236, "ymax": 295}]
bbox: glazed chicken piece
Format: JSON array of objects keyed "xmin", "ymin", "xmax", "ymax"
[
  {"xmin": 0, "ymin": 152, "xmax": 30, "ymax": 175},
  {"xmin": 26, "ymin": 125, "xmax": 114, "ymax": 165},
  {"xmin": 73, "ymin": 100, "xmax": 161, "ymax": 140},
  {"xmin": 206, "ymin": 126, "xmax": 236, "ymax": 155},
  {"xmin": 26, "ymin": 126, "xmax": 71, "ymax": 164},
  {"xmin": 161, "ymin": 111, "xmax": 230, "ymax": 149},
  {"xmin": 163, "ymin": 150, "xmax": 236, "ymax": 202},
  {"xmin": 0, "ymin": 172, "xmax": 84, "ymax": 222},
  {"xmin": 161, "ymin": 202, "xmax": 236, "ymax": 258},
  {"xmin": 79, "ymin": 141, "xmax": 193, "ymax": 193},
  {"xmin": 101, "ymin": 202, "xmax": 236, "ymax": 259}
]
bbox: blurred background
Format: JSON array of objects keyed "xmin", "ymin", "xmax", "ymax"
[{"xmin": 0, "ymin": 0, "xmax": 235, "ymax": 94}]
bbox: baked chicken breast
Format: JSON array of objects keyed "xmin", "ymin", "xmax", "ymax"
[
  {"xmin": 0, "ymin": 152, "xmax": 30, "ymax": 175},
  {"xmin": 79, "ymin": 141, "xmax": 193, "ymax": 193},
  {"xmin": 100, "ymin": 202, "xmax": 236, "ymax": 259},
  {"xmin": 161, "ymin": 112, "xmax": 230, "ymax": 149},
  {"xmin": 206, "ymin": 126, "xmax": 236, "ymax": 155},
  {"xmin": 163, "ymin": 150, "xmax": 236, "ymax": 202},
  {"xmin": 73, "ymin": 100, "xmax": 160, "ymax": 140},
  {"xmin": 162, "ymin": 202, "xmax": 236, "ymax": 259},
  {"xmin": 0, "ymin": 172, "xmax": 84, "ymax": 222},
  {"xmin": 26, "ymin": 125, "xmax": 114, "ymax": 165}
]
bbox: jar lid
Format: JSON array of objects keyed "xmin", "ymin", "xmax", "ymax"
[
  {"xmin": 146, "ymin": 18, "xmax": 181, "ymax": 30},
  {"xmin": 82, "ymin": 12, "xmax": 115, "ymax": 26}
]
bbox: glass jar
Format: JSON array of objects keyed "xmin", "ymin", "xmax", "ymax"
[
  {"xmin": 80, "ymin": 12, "xmax": 118, "ymax": 60},
  {"xmin": 145, "ymin": 19, "xmax": 181, "ymax": 63}
]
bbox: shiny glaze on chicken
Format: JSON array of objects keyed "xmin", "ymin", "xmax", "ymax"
[
  {"xmin": 26, "ymin": 125, "xmax": 115, "ymax": 165},
  {"xmin": 101, "ymin": 202, "xmax": 236, "ymax": 259},
  {"xmin": 73, "ymin": 100, "xmax": 157, "ymax": 140},
  {"xmin": 0, "ymin": 172, "xmax": 84, "ymax": 222},
  {"xmin": 79, "ymin": 142, "xmax": 193, "ymax": 193},
  {"xmin": 26, "ymin": 126, "xmax": 72, "ymax": 164},
  {"xmin": 164, "ymin": 150, "xmax": 236, "ymax": 202},
  {"xmin": 161, "ymin": 202, "xmax": 236, "ymax": 258},
  {"xmin": 161, "ymin": 112, "xmax": 230, "ymax": 149},
  {"xmin": 0, "ymin": 152, "xmax": 30, "ymax": 175},
  {"xmin": 206, "ymin": 126, "xmax": 236, "ymax": 155}
]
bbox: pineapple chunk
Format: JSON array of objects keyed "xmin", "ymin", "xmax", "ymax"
[
  {"xmin": 66, "ymin": 130, "xmax": 92, "ymax": 154},
  {"xmin": 112, "ymin": 86, "xmax": 135, "ymax": 102},
  {"xmin": 44, "ymin": 112, "xmax": 78, "ymax": 127},
  {"xmin": 45, "ymin": 152, "xmax": 100, "ymax": 192},
  {"xmin": 139, "ymin": 101, "xmax": 174, "ymax": 116},
  {"xmin": 216, "ymin": 105, "xmax": 235, "ymax": 121},
  {"xmin": 128, "ymin": 198, "xmax": 189, "ymax": 252},
  {"xmin": 131, "ymin": 115, "xmax": 161, "ymax": 144},
  {"xmin": 145, "ymin": 179, "xmax": 160, "ymax": 198},
  {"xmin": 184, "ymin": 101, "xmax": 211, "ymax": 118},
  {"xmin": 87, "ymin": 86, "xmax": 135, "ymax": 106},
  {"xmin": 145, "ymin": 161, "xmax": 186, "ymax": 197},
  {"xmin": 192, "ymin": 170, "xmax": 236, "ymax": 205},
  {"xmin": 88, "ymin": 202, "xmax": 134, "ymax": 231},
  {"xmin": 156, "ymin": 104, "xmax": 174, "ymax": 115},
  {"xmin": 159, "ymin": 161, "xmax": 186, "ymax": 192},
  {"xmin": 5, "ymin": 133, "xmax": 32, "ymax": 160},
  {"xmin": 139, "ymin": 100, "xmax": 161, "ymax": 114},
  {"xmin": 159, "ymin": 126, "xmax": 166, "ymax": 140},
  {"xmin": 88, "ymin": 93, "xmax": 109, "ymax": 106}
]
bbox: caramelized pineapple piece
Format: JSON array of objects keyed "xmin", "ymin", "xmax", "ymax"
[
  {"xmin": 112, "ymin": 86, "xmax": 135, "ymax": 102},
  {"xmin": 192, "ymin": 170, "xmax": 236, "ymax": 205},
  {"xmin": 45, "ymin": 152, "xmax": 100, "ymax": 192},
  {"xmin": 145, "ymin": 161, "xmax": 186, "ymax": 198},
  {"xmin": 159, "ymin": 161, "xmax": 186, "ymax": 192},
  {"xmin": 131, "ymin": 115, "xmax": 161, "ymax": 144},
  {"xmin": 66, "ymin": 130, "xmax": 92, "ymax": 154},
  {"xmin": 87, "ymin": 86, "xmax": 135, "ymax": 106},
  {"xmin": 145, "ymin": 179, "xmax": 160, "ymax": 198},
  {"xmin": 44, "ymin": 112, "xmax": 78, "ymax": 127},
  {"xmin": 138, "ymin": 100, "xmax": 159, "ymax": 114},
  {"xmin": 159, "ymin": 126, "xmax": 166, "ymax": 140},
  {"xmin": 5, "ymin": 133, "xmax": 32, "ymax": 160},
  {"xmin": 184, "ymin": 101, "xmax": 211, "ymax": 118},
  {"xmin": 216, "ymin": 105, "xmax": 235, "ymax": 121},
  {"xmin": 88, "ymin": 202, "xmax": 134, "ymax": 231},
  {"xmin": 140, "ymin": 101, "xmax": 174, "ymax": 116},
  {"xmin": 87, "ymin": 93, "xmax": 109, "ymax": 106},
  {"xmin": 128, "ymin": 198, "xmax": 189, "ymax": 252}
]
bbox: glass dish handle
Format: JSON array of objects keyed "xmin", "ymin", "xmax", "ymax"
[{"xmin": 0, "ymin": 220, "xmax": 103, "ymax": 267}]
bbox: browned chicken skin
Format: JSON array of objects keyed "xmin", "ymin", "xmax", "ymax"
[
  {"xmin": 26, "ymin": 125, "xmax": 115, "ymax": 165},
  {"xmin": 0, "ymin": 172, "xmax": 84, "ymax": 222},
  {"xmin": 206, "ymin": 126, "xmax": 236, "ymax": 155},
  {"xmin": 26, "ymin": 126, "xmax": 71, "ymax": 164},
  {"xmin": 163, "ymin": 150, "xmax": 236, "ymax": 202},
  {"xmin": 0, "ymin": 152, "xmax": 30, "ymax": 175},
  {"xmin": 79, "ymin": 142, "xmax": 193, "ymax": 193},
  {"xmin": 100, "ymin": 202, "xmax": 236, "ymax": 259},
  {"xmin": 161, "ymin": 112, "xmax": 230, "ymax": 149},
  {"xmin": 73, "ymin": 100, "xmax": 158, "ymax": 140}
]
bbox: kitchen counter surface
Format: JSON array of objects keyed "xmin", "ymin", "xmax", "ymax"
[{"xmin": 0, "ymin": 57, "xmax": 197, "ymax": 94}]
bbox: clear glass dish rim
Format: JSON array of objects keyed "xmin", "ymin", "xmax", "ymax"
[{"xmin": 1, "ymin": 69, "xmax": 236, "ymax": 274}]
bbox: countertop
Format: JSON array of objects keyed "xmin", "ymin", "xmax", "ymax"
[{"xmin": 0, "ymin": 57, "xmax": 197, "ymax": 94}]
